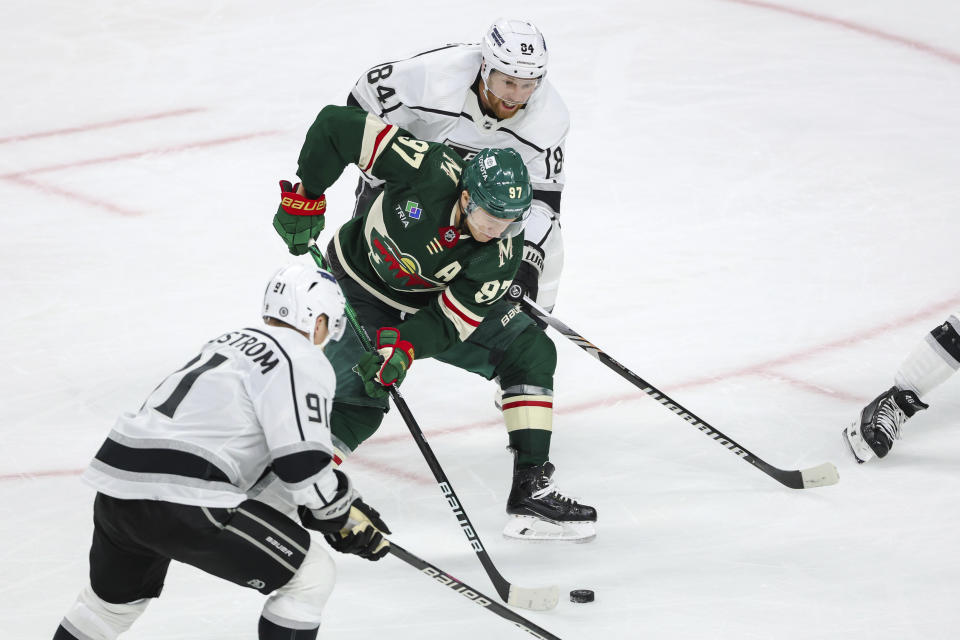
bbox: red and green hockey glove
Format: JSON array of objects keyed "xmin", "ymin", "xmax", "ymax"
[
  {"xmin": 272, "ymin": 180, "xmax": 327, "ymax": 255},
  {"xmin": 355, "ymin": 327, "xmax": 414, "ymax": 399}
]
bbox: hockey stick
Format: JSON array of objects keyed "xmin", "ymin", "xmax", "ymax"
[
  {"xmin": 308, "ymin": 242, "xmax": 559, "ymax": 611},
  {"xmin": 388, "ymin": 542, "xmax": 562, "ymax": 640},
  {"xmin": 522, "ymin": 296, "xmax": 839, "ymax": 490}
]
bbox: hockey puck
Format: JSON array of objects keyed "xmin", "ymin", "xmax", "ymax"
[{"xmin": 570, "ymin": 589, "xmax": 595, "ymax": 603}]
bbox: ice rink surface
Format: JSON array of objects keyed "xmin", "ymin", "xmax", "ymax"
[{"xmin": 2, "ymin": 0, "xmax": 959, "ymax": 638}]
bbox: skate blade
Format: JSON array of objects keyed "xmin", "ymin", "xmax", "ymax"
[
  {"xmin": 502, "ymin": 515, "xmax": 596, "ymax": 543},
  {"xmin": 842, "ymin": 425, "xmax": 871, "ymax": 464}
]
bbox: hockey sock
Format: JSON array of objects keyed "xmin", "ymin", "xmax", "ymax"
[
  {"xmin": 496, "ymin": 326, "xmax": 557, "ymax": 468},
  {"xmin": 258, "ymin": 615, "xmax": 318, "ymax": 640},
  {"xmin": 894, "ymin": 315, "xmax": 960, "ymax": 398},
  {"xmin": 52, "ymin": 625, "xmax": 79, "ymax": 640},
  {"xmin": 509, "ymin": 428, "xmax": 552, "ymax": 467}
]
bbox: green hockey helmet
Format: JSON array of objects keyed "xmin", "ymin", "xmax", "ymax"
[{"xmin": 460, "ymin": 148, "xmax": 532, "ymax": 238}]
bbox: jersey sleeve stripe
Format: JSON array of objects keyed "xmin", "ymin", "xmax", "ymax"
[
  {"xmin": 440, "ymin": 289, "xmax": 482, "ymax": 341},
  {"xmin": 272, "ymin": 449, "xmax": 334, "ymax": 486},
  {"xmin": 359, "ymin": 114, "xmax": 398, "ymax": 172},
  {"xmin": 91, "ymin": 436, "xmax": 235, "ymax": 484}
]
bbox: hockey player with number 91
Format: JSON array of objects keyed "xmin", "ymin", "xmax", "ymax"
[{"xmin": 52, "ymin": 266, "xmax": 390, "ymax": 640}]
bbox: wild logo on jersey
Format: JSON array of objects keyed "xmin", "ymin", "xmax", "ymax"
[{"xmin": 369, "ymin": 227, "xmax": 440, "ymax": 290}]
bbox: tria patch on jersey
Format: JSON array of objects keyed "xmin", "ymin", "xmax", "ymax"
[
  {"xmin": 393, "ymin": 200, "xmax": 422, "ymax": 228},
  {"xmin": 438, "ymin": 226, "xmax": 460, "ymax": 248},
  {"xmin": 405, "ymin": 200, "xmax": 422, "ymax": 220}
]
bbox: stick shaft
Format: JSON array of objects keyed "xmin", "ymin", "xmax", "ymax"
[
  {"xmin": 388, "ymin": 542, "xmax": 562, "ymax": 639},
  {"xmin": 523, "ymin": 296, "xmax": 818, "ymax": 489}
]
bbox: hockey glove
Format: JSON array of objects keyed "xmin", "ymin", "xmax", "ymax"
[
  {"xmin": 273, "ymin": 180, "xmax": 327, "ymax": 255},
  {"xmin": 296, "ymin": 472, "xmax": 390, "ymax": 562},
  {"xmin": 297, "ymin": 469, "xmax": 356, "ymax": 533},
  {"xmin": 323, "ymin": 499, "xmax": 391, "ymax": 561},
  {"xmin": 355, "ymin": 327, "xmax": 414, "ymax": 399},
  {"xmin": 505, "ymin": 242, "xmax": 546, "ymax": 329}
]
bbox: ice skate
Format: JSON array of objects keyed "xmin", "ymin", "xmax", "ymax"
[
  {"xmin": 843, "ymin": 386, "xmax": 928, "ymax": 463},
  {"xmin": 503, "ymin": 457, "xmax": 597, "ymax": 542}
]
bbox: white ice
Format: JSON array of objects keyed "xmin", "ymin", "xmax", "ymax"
[{"xmin": 2, "ymin": 1, "xmax": 960, "ymax": 638}]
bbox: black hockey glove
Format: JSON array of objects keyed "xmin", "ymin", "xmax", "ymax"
[
  {"xmin": 505, "ymin": 260, "xmax": 540, "ymax": 305},
  {"xmin": 322, "ymin": 499, "xmax": 392, "ymax": 561},
  {"xmin": 506, "ymin": 242, "xmax": 546, "ymax": 329},
  {"xmin": 273, "ymin": 180, "xmax": 327, "ymax": 255}
]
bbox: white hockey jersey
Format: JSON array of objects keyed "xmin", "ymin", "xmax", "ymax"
[
  {"xmin": 349, "ymin": 43, "xmax": 569, "ymax": 218},
  {"xmin": 83, "ymin": 324, "xmax": 341, "ymax": 510}
]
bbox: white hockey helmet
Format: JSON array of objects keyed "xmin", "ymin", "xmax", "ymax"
[
  {"xmin": 481, "ymin": 18, "xmax": 549, "ymax": 83},
  {"xmin": 262, "ymin": 264, "xmax": 347, "ymax": 347}
]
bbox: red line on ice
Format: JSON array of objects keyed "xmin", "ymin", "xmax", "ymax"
[
  {"xmin": 3, "ymin": 295, "xmax": 957, "ymax": 484},
  {"xmin": 722, "ymin": 0, "xmax": 960, "ymax": 67},
  {"xmin": 0, "ymin": 130, "xmax": 280, "ymax": 179},
  {"xmin": 676, "ymin": 294, "xmax": 960, "ymax": 392},
  {"xmin": 0, "ymin": 129, "xmax": 280, "ymax": 216},
  {"xmin": 4, "ymin": 174, "xmax": 141, "ymax": 216},
  {"xmin": 0, "ymin": 108, "xmax": 207, "ymax": 145}
]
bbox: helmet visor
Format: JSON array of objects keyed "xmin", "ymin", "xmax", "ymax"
[
  {"xmin": 483, "ymin": 69, "xmax": 541, "ymax": 106},
  {"xmin": 465, "ymin": 199, "xmax": 529, "ymax": 239}
]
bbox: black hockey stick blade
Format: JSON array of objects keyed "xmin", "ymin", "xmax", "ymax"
[
  {"xmin": 522, "ymin": 296, "xmax": 839, "ymax": 490},
  {"xmin": 389, "ymin": 542, "xmax": 563, "ymax": 640}
]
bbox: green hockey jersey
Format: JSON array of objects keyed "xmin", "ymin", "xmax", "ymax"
[{"xmin": 295, "ymin": 105, "xmax": 523, "ymax": 360}]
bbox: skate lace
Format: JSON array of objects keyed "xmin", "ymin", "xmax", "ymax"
[
  {"xmin": 531, "ymin": 475, "xmax": 576, "ymax": 505},
  {"xmin": 875, "ymin": 398, "xmax": 907, "ymax": 442}
]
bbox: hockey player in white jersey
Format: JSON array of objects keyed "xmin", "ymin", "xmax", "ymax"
[
  {"xmin": 52, "ymin": 265, "xmax": 390, "ymax": 640},
  {"xmin": 348, "ymin": 17, "xmax": 567, "ymax": 314},
  {"xmin": 843, "ymin": 314, "xmax": 959, "ymax": 463}
]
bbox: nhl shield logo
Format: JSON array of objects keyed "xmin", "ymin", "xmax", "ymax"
[{"xmin": 438, "ymin": 226, "xmax": 460, "ymax": 248}]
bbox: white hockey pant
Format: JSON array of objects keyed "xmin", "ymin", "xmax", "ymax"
[
  {"xmin": 59, "ymin": 585, "xmax": 150, "ymax": 640},
  {"xmin": 59, "ymin": 544, "xmax": 336, "ymax": 638},
  {"xmin": 261, "ymin": 540, "xmax": 337, "ymax": 630}
]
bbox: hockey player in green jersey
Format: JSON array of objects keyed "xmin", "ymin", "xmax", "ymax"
[{"xmin": 273, "ymin": 105, "xmax": 596, "ymax": 541}]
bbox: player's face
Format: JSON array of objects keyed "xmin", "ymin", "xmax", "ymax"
[
  {"xmin": 460, "ymin": 191, "xmax": 516, "ymax": 242},
  {"xmin": 481, "ymin": 70, "xmax": 541, "ymax": 119}
]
